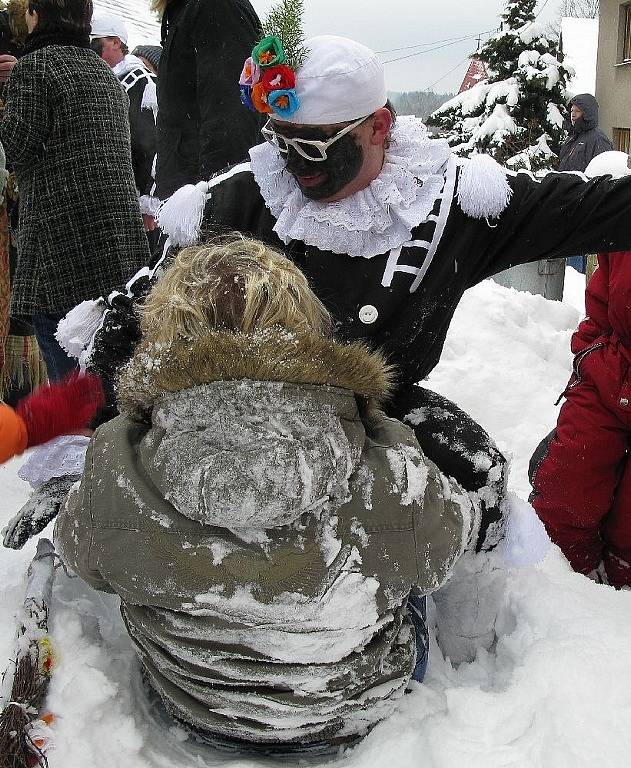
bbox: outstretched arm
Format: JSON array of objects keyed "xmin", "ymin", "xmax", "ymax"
[{"xmin": 457, "ymin": 170, "xmax": 631, "ymax": 285}]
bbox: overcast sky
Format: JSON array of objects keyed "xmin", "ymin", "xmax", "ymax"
[{"xmin": 250, "ymin": 0, "xmax": 560, "ymax": 94}]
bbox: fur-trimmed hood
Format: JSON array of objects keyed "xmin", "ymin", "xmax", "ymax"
[
  {"xmin": 116, "ymin": 329, "xmax": 395, "ymax": 530},
  {"xmin": 118, "ymin": 328, "xmax": 394, "ymax": 422}
]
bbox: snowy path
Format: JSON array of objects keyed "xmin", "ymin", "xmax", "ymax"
[{"xmin": 2, "ymin": 272, "xmax": 631, "ymax": 767}]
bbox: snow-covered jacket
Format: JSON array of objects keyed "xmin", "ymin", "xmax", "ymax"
[
  {"xmin": 558, "ymin": 94, "xmax": 613, "ymax": 172},
  {"xmin": 112, "ymin": 55, "xmax": 158, "ymax": 214},
  {"xmin": 55, "ymin": 329, "xmax": 477, "ymax": 747}
]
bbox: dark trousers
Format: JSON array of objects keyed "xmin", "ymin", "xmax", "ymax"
[
  {"xmin": 388, "ymin": 384, "xmax": 508, "ymax": 551},
  {"xmin": 32, "ymin": 312, "xmax": 77, "ymax": 382}
]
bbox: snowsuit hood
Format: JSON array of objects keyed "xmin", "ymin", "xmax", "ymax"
[
  {"xmin": 57, "ymin": 328, "xmax": 476, "ymax": 747},
  {"xmin": 569, "ymin": 93, "xmax": 599, "ymax": 133},
  {"xmin": 117, "ymin": 329, "xmax": 394, "ymax": 530}
]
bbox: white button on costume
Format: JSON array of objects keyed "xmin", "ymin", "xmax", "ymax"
[{"xmin": 359, "ymin": 305, "xmax": 379, "ymax": 324}]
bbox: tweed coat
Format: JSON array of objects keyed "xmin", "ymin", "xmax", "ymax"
[{"xmin": 0, "ymin": 39, "xmax": 150, "ymax": 316}]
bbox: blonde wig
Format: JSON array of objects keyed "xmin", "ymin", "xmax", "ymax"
[{"xmin": 140, "ymin": 234, "xmax": 332, "ymax": 345}]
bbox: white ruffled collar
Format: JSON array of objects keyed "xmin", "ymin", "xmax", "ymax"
[{"xmin": 249, "ymin": 115, "xmax": 453, "ymax": 259}]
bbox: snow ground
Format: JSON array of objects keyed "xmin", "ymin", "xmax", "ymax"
[{"xmin": 3, "ymin": 268, "xmax": 631, "ymax": 768}]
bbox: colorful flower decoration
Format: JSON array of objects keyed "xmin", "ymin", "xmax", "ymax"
[
  {"xmin": 239, "ymin": 84, "xmax": 255, "ymax": 112},
  {"xmin": 240, "ymin": 31, "xmax": 304, "ymax": 119},
  {"xmin": 261, "ymin": 64, "xmax": 296, "ymax": 91},
  {"xmin": 252, "ymin": 36, "xmax": 286, "ymax": 68},
  {"xmin": 239, "ymin": 57, "xmax": 261, "ymax": 87},
  {"xmin": 252, "ymin": 82, "xmax": 274, "ymax": 114},
  {"xmin": 268, "ymin": 89, "xmax": 300, "ymax": 118}
]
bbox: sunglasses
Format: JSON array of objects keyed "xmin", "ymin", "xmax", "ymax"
[{"xmin": 261, "ymin": 115, "xmax": 370, "ymax": 162}]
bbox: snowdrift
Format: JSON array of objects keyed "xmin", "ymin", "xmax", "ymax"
[{"xmin": 2, "ymin": 271, "xmax": 630, "ymax": 767}]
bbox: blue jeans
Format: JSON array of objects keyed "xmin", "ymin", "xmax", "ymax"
[
  {"xmin": 566, "ymin": 255, "xmax": 587, "ymax": 273},
  {"xmin": 408, "ymin": 591, "xmax": 429, "ymax": 682},
  {"xmin": 32, "ymin": 312, "xmax": 77, "ymax": 382}
]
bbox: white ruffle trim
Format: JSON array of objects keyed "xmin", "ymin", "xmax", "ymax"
[{"xmin": 249, "ymin": 115, "xmax": 453, "ymax": 259}]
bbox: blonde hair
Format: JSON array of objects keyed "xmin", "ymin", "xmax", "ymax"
[{"xmin": 140, "ymin": 234, "xmax": 332, "ymax": 345}]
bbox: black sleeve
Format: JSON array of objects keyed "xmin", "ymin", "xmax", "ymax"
[
  {"xmin": 194, "ymin": 0, "xmax": 262, "ymax": 179},
  {"xmin": 464, "ymin": 170, "xmax": 631, "ymax": 284},
  {"xmin": 87, "ymin": 239, "xmax": 174, "ymax": 426},
  {"xmin": 128, "ymin": 78, "xmax": 157, "ymax": 198}
]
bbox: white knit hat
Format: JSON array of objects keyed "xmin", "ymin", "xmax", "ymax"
[
  {"xmin": 90, "ymin": 14, "xmax": 129, "ymax": 45},
  {"xmin": 273, "ymin": 35, "xmax": 387, "ymax": 125}
]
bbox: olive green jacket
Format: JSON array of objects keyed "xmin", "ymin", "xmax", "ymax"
[{"xmin": 56, "ymin": 329, "xmax": 477, "ymax": 746}]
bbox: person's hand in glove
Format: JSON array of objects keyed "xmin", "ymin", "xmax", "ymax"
[{"xmin": 0, "ymin": 373, "xmax": 104, "ymax": 464}]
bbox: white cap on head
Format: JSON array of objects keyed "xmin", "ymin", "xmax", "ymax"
[
  {"xmin": 90, "ymin": 14, "xmax": 129, "ymax": 45},
  {"xmin": 585, "ymin": 150, "xmax": 631, "ymax": 179},
  {"xmin": 273, "ymin": 35, "xmax": 387, "ymax": 125}
]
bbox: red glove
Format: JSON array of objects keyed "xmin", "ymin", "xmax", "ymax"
[{"xmin": 16, "ymin": 373, "xmax": 105, "ymax": 448}]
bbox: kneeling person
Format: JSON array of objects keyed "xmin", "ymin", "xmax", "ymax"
[{"xmin": 55, "ymin": 236, "xmax": 479, "ymax": 753}]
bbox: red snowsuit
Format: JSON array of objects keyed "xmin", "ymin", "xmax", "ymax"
[{"xmin": 532, "ymin": 252, "xmax": 631, "ymax": 587}]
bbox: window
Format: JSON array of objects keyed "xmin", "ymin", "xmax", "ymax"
[
  {"xmin": 621, "ymin": 4, "xmax": 631, "ymax": 62},
  {"xmin": 613, "ymin": 127, "xmax": 631, "ymax": 154}
]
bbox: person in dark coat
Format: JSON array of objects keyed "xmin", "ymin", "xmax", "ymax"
[
  {"xmin": 90, "ymin": 14, "xmax": 159, "ymax": 238},
  {"xmin": 153, "ymin": 0, "xmax": 261, "ymax": 199},
  {"xmin": 0, "ymin": 0, "xmax": 150, "ymax": 381},
  {"xmin": 558, "ymin": 94, "xmax": 613, "ymax": 273},
  {"xmin": 557, "ymin": 94, "xmax": 613, "ymax": 173},
  {"xmin": 81, "ymin": 36, "xmax": 631, "ymax": 558}
]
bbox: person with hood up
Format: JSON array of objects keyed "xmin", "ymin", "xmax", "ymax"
[
  {"xmin": 90, "ymin": 13, "xmax": 159, "ymax": 238},
  {"xmin": 557, "ymin": 93, "xmax": 613, "ymax": 274},
  {"xmin": 557, "ymin": 93, "xmax": 613, "ymax": 173},
  {"xmin": 531, "ymin": 151, "xmax": 631, "ymax": 589},
  {"xmin": 55, "ymin": 234, "xmax": 481, "ymax": 754}
]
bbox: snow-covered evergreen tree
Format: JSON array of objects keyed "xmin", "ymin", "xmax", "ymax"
[{"xmin": 431, "ymin": 0, "xmax": 573, "ymax": 172}]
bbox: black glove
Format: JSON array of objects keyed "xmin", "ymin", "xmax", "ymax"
[{"xmin": 3, "ymin": 474, "xmax": 80, "ymax": 550}]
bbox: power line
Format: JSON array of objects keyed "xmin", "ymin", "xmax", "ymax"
[
  {"xmin": 383, "ymin": 0, "xmax": 551, "ymax": 91},
  {"xmin": 375, "ymin": 30, "xmax": 496, "ymax": 56},
  {"xmin": 382, "ymin": 31, "xmax": 495, "ymax": 65},
  {"xmin": 424, "ymin": 55, "xmax": 472, "ymax": 92},
  {"xmin": 535, "ymin": 0, "xmax": 552, "ymax": 19}
]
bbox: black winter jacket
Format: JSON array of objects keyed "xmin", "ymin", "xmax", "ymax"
[
  {"xmin": 155, "ymin": 0, "xmax": 261, "ymax": 198},
  {"xmin": 87, "ymin": 159, "xmax": 631, "ymax": 421},
  {"xmin": 557, "ymin": 94, "xmax": 613, "ymax": 172}
]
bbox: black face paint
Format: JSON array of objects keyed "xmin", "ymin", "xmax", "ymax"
[
  {"xmin": 284, "ymin": 131, "xmax": 365, "ymax": 201},
  {"xmin": 90, "ymin": 38, "xmax": 104, "ymax": 56}
]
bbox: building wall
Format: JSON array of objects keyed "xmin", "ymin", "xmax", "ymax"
[{"xmin": 596, "ymin": 0, "xmax": 631, "ymax": 151}]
